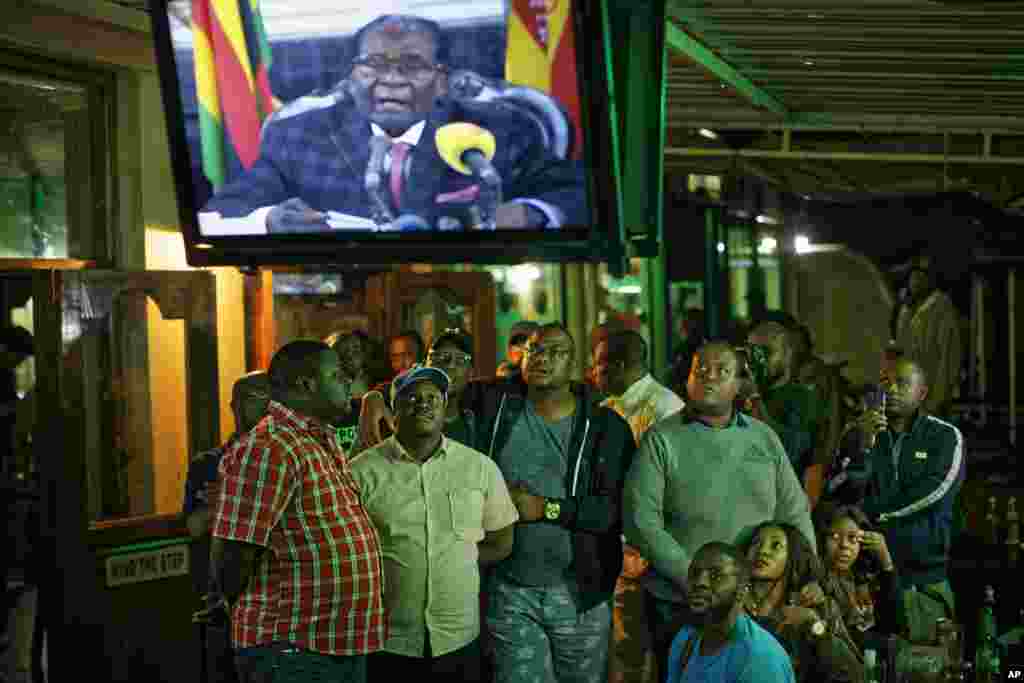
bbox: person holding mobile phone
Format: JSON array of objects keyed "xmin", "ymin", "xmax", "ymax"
[{"xmin": 831, "ymin": 351, "xmax": 964, "ymax": 643}]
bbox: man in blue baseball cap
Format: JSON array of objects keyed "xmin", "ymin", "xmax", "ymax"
[
  {"xmin": 389, "ymin": 364, "xmax": 450, "ymax": 410},
  {"xmin": 352, "ymin": 364, "xmax": 518, "ymax": 682}
]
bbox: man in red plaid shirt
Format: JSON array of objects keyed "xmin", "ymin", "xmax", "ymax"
[{"xmin": 209, "ymin": 339, "xmax": 386, "ymax": 682}]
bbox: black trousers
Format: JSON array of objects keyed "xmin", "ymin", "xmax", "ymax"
[
  {"xmin": 369, "ymin": 635, "xmax": 482, "ymax": 683},
  {"xmin": 204, "ymin": 622, "xmax": 240, "ymax": 683}
]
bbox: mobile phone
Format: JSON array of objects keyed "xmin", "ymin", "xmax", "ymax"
[
  {"xmin": 863, "ymin": 385, "xmax": 888, "ymax": 411},
  {"xmin": 862, "ymin": 385, "xmax": 887, "ymax": 450}
]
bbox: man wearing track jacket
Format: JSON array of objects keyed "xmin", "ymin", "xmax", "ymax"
[{"xmin": 842, "ymin": 353, "xmax": 965, "ymax": 643}]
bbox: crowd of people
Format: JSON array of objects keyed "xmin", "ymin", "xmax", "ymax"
[
  {"xmin": 183, "ymin": 311, "xmax": 965, "ymax": 683},
  {"xmin": 170, "ymin": 9, "xmax": 973, "ymax": 681}
]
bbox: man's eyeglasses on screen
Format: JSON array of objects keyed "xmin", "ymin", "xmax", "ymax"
[{"xmin": 352, "ymin": 54, "xmax": 444, "ymax": 79}]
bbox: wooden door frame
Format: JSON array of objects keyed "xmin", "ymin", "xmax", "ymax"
[
  {"xmin": 366, "ymin": 271, "xmax": 497, "ymax": 378},
  {"xmin": 28, "ymin": 268, "xmax": 220, "ymax": 680},
  {"xmin": 245, "ymin": 269, "xmax": 498, "ymax": 377}
]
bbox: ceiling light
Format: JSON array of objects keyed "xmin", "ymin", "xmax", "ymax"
[
  {"xmin": 755, "ymin": 214, "xmax": 778, "ymax": 225},
  {"xmin": 758, "ymin": 236, "xmax": 778, "ymax": 255},
  {"xmin": 195, "ymin": 242, "xmax": 213, "ymax": 249},
  {"xmin": 803, "ymin": 59, "xmax": 815, "ymax": 66},
  {"xmin": 608, "ymin": 275, "xmax": 643, "ymax": 295},
  {"xmin": 698, "ymin": 128, "xmax": 719, "ymax": 140},
  {"xmin": 795, "ymin": 235, "xmax": 811, "ymax": 254},
  {"xmin": 717, "ymin": 241, "xmax": 726, "ymax": 253},
  {"xmin": 506, "ymin": 264, "xmax": 541, "ymax": 293}
]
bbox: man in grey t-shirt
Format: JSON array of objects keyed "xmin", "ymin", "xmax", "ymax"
[
  {"xmin": 493, "ymin": 400, "xmax": 575, "ymax": 586},
  {"xmin": 623, "ymin": 341, "xmax": 816, "ymax": 683},
  {"xmin": 486, "ymin": 324, "xmax": 625, "ymax": 683}
]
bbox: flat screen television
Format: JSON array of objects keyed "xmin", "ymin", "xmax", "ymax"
[{"xmin": 149, "ymin": 0, "xmax": 624, "ymax": 267}]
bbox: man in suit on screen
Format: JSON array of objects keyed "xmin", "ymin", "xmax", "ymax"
[{"xmin": 201, "ymin": 14, "xmax": 587, "ymax": 233}]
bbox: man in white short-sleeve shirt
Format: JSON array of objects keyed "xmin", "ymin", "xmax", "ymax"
[{"xmin": 352, "ymin": 365, "xmax": 518, "ymax": 683}]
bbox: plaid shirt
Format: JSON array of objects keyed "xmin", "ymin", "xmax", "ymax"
[{"xmin": 212, "ymin": 400, "xmax": 386, "ymax": 655}]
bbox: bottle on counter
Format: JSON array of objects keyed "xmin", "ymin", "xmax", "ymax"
[
  {"xmin": 986, "ymin": 496, "xmax": 1001, "ymax": 548},
  {"xmin": 1007, "ymin": 496, "xmax": 1019, "ymax": 567},
  {"xmin": 935, "ymin": 617, "xmax": 961, "ymax": 681},
  {"xmin": 865, "ymin": 648, "xmax": 881, "ymax": 683},
  {"xmin": 975, "ymin": 585, "xmax": 1001, "ymax": 683}
]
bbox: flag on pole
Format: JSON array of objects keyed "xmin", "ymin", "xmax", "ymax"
[
  {"xmin": 191, "ymin": 0, "xmax": 275, "ymax": 189},
  {"xmin": 505, "ymin": 0, "xmax": 583, "ymax": 159}
]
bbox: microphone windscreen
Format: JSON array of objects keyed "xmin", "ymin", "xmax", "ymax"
[
  {"xmin": 391, "ymin": 214, "xmax": 431, "ymax": 231},
  {"xmin": 436, "ymin": 122, "xmax": 496, "ymax": 175}
]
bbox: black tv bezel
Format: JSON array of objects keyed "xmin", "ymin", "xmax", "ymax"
[{"xmin": 149, "ymin": 0, "xmax": 624, "ymax": 267}]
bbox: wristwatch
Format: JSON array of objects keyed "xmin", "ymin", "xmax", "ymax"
[
  {"xmin": 544, "ymin": 498, "xmax": 561, "ymax": 522},
  {"xmin": 808, "ymin": 619, "xmax": 827, "ymax": 639}
]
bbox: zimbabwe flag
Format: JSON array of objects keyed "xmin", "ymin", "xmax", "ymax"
[
  {"xmin": 505, "ymin": 0, "xmax": 582, "ymax": 159},
  {"xmin": 192, "ymin": 0, "xmax": 275, "ymax": 189}
]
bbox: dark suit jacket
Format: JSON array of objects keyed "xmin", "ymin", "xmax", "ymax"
[{"xmin": 203, "ymin": 96, "xmax": 587, "ymax": 229}]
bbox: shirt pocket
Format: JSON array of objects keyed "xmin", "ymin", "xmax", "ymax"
[
  {"xmin": 449, "ymin": 489, "xmax": 485, "ymax": 543},
  {"xmin": 737, "ymin": 450, "xmax": 778, "ymax": 507}
]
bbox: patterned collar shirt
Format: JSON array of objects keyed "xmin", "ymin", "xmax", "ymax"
[
  {"xmin": 602, "ymin": 373, "xmax": 686, "ymax": 443},
  {"xmin": 350, "ymin": 435, "xmax": 519, "ymax": 657},
  {"xmin": 212, "ymin": 400, "xmax": 386, "ymax": 656}
]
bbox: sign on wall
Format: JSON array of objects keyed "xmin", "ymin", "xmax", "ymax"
[{"xmin": 105, "ymin": 544, "xmax": 190, "ymax": 588}]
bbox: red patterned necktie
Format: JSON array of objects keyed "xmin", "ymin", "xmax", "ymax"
[{"xmin": 389, "ymin": 141, "xmax": 412, "ymax": 210}]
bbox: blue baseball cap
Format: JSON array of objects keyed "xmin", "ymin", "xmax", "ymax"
[{"xmin": 390, "ymin": 364, "xmax": 450, "ymax": 404}]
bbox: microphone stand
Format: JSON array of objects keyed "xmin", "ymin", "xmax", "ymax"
[{"xmin": 461, "ymin": 150, "xmax": 502, "ymax": 230}]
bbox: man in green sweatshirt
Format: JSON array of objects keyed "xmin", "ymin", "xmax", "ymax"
[{"xmin": 623, "ymin": 341, "xmax": 815, "ymax": 683}]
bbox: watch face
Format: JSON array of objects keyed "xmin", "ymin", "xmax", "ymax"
[{"xmin": 811, "ymin": 620, "xmax": 826, "ymax": 637}]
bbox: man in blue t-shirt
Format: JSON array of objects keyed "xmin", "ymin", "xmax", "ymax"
[{"xmin": 666, "ymin": 543, "xmax": 794, "ymax": 683}]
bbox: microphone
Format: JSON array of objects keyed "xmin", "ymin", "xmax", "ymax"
[
  {"xmin": 385, "ymin": 214, "xmax": 431, "ymax": 232},
  {"xmin": 435, "ymin": 122, "xmax": 503, "ymax": 230},
  {"xmin": 365, "ymin": 136, "xmax": 394, "ymax": 225}
]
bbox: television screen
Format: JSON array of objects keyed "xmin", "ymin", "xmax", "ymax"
[{"xmin": 150, "ymin": 0, "xmax": 622, "ymax": 266}]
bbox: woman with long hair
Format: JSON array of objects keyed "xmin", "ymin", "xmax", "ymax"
[
  {"xmin": 739, "ymin": 521, "xmax": 865, "ymax": 683},
  {"xmin": 816, "ymin": 504, "xmax": 906, "ymax": 650}
]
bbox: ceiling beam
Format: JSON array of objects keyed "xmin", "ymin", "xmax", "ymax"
[
  {"xmin": 664, "ymin": 21, "xmax": 790, "ymax": 118},
  {"xmin": 665, "ymin": 147, "xmax": 1024, "ymax": 165},
  {"xmin": 666, "ymin": 111, "xmax": 1024, "ymax": 134}
]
